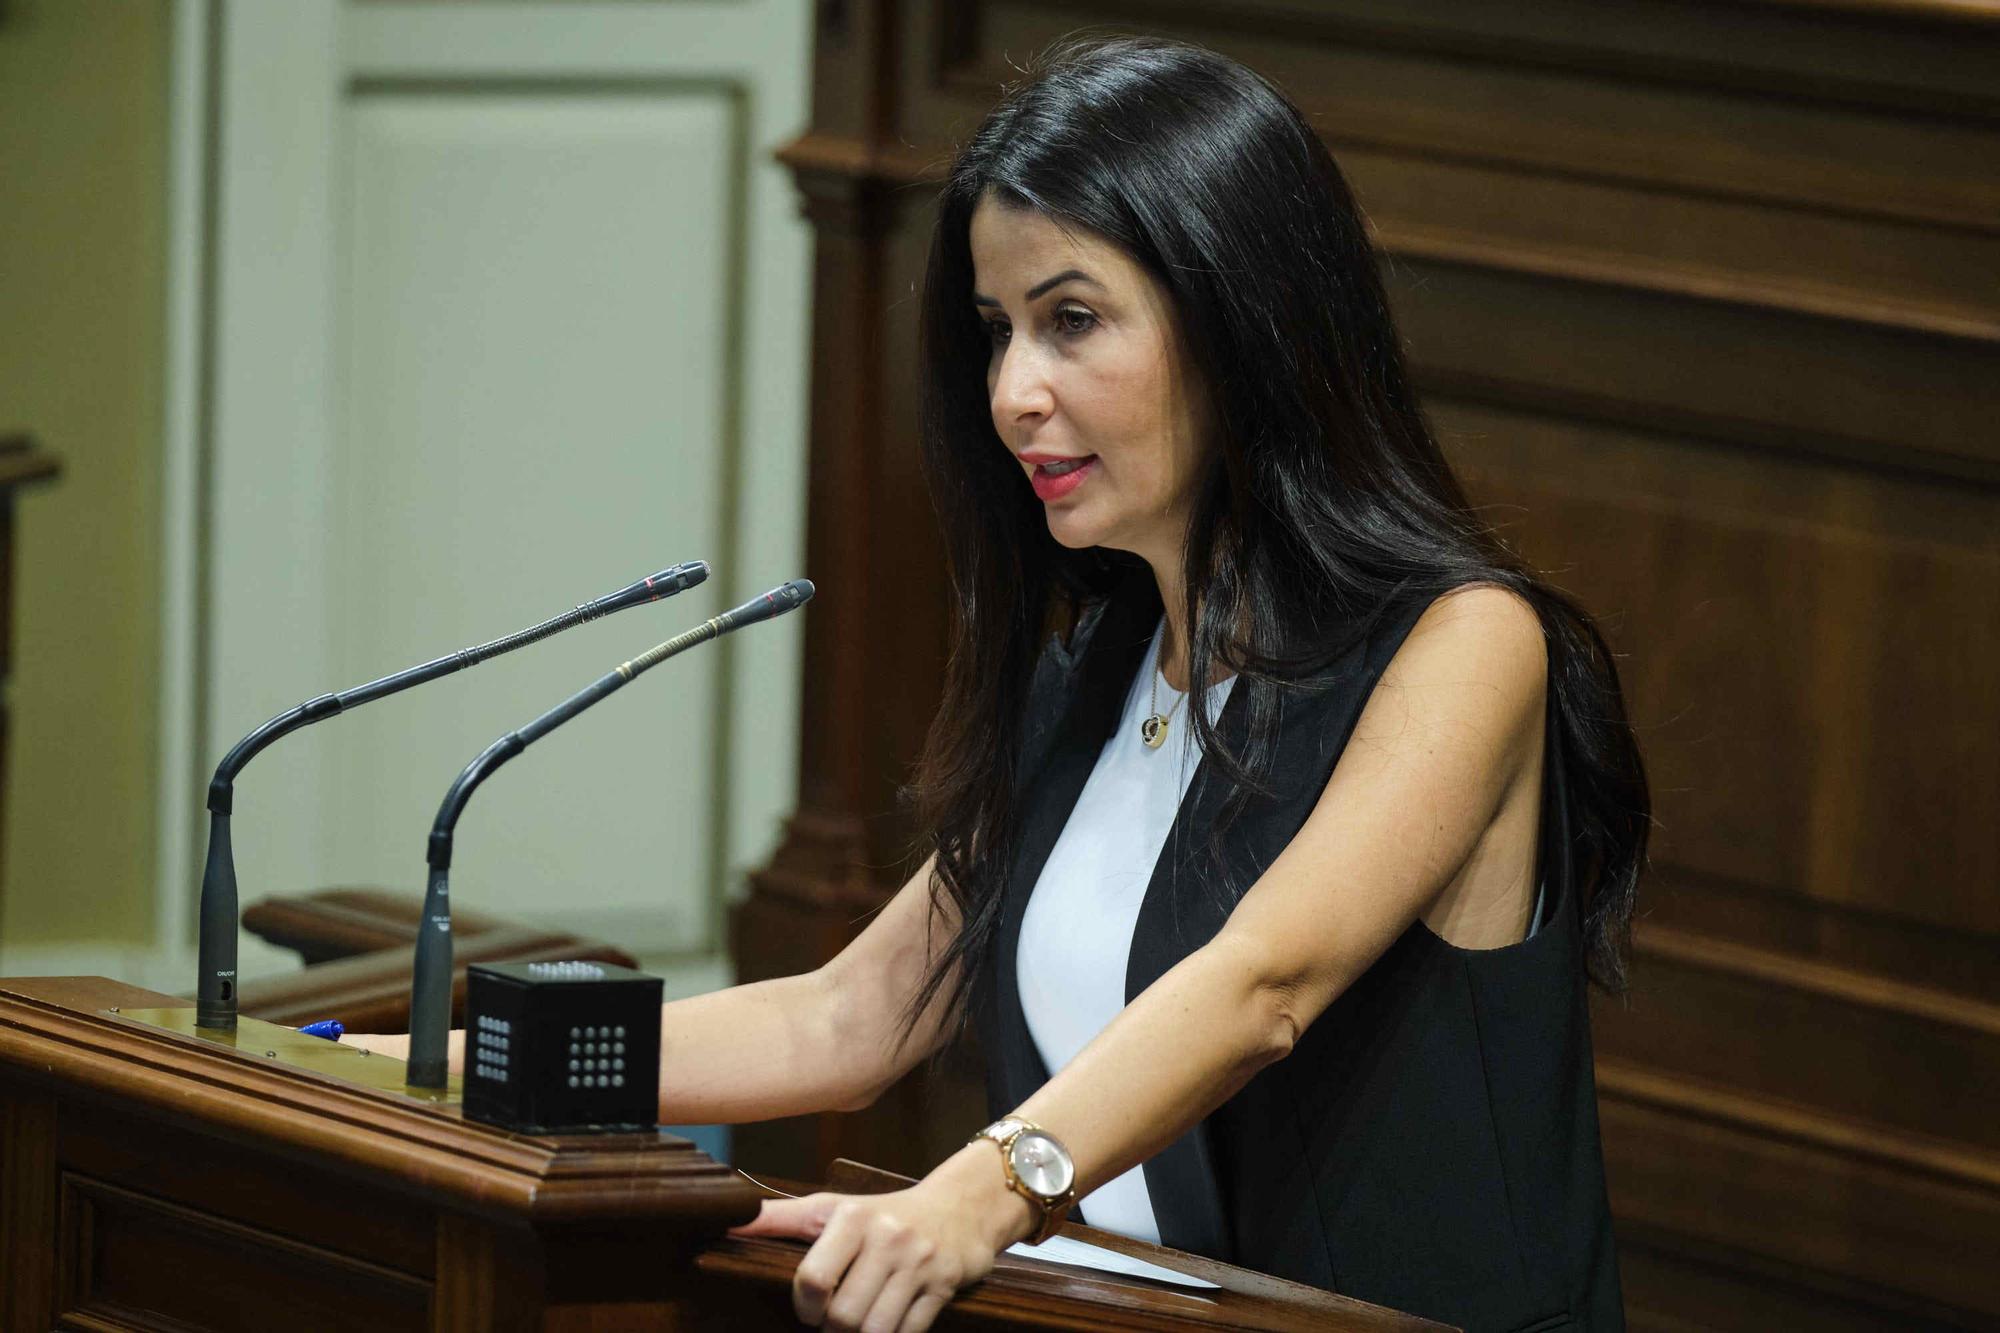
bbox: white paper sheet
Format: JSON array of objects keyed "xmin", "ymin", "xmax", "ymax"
[{"xmin": 1006, "ymin": 1234, "xmax": 1222, "ymax": 1289}]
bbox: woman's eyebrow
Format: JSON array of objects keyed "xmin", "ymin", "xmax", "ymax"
[{"xmin": 971, "ymin": 269, "xmax": 1103, "ymax": 307}]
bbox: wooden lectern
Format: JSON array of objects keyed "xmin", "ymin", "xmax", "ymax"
[{"xmin": 0, "ymin": 976, "xmax": 1446, "ymax": 1331}]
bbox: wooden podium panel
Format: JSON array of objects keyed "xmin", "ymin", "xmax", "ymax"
[
  {"xmin": 0, "ymin": 976, "xmax": 1444, "ymax": 1331},
  {"xmin": 0, "ymin": 976, "xmax": 754, "ymax": 1331}
]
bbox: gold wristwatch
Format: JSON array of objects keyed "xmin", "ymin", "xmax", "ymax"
[{"xmin": 972, "ymin": 1117, "xmax": 1077, "ymax": 1245}]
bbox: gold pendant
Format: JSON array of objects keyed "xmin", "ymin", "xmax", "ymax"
[{"xmin": 1140, "ymin": 714, "xmax": 1169, "ymax": 749}]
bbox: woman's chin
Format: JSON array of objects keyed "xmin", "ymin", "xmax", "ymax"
[
  {"xmin": 1044, "ymin": 504, "xmax": 1157, "ymax": 561},
  {"xmin": 1043, "ymin": 509, "xmax": 1108, "ymax": 551}
]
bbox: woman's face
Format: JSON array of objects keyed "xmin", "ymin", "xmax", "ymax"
[{"xmin": 969, "ymin": 194, "xmax": 1211, "ymax": 567}]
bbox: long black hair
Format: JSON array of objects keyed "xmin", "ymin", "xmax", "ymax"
[{"xmin": 904, "ymin": 34, "xmax": 1648, "ymax": 1047}]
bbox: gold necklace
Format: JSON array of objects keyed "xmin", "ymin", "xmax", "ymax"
[{"xmin": 1140, "ymin": 630, "xmax": 1188, "ymax": 750}]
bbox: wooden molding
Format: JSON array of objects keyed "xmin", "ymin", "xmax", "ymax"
[
  {"xmin": 1719, "ymin": 0, "xmax": 2000, "ymax": 29},
  {"xmin": 694, "ymin": 1236, "xmax": 1452, "ymax": 1332},
  {"xmin": 773, "ymin": 125, "xmax": 2000, "ymax": 346},
  {"xmin": 933, "ymin": 0, "xmax": 2000, "ymax": 125},
  {"xmin": 1632, "ymin": 921, "xmax": 2000, "ymax": 1043},
  {"xmin": 1601, "ymin": 1074, "xmax": 2000, "ymax": 1320},
  {"xmin": 1420, "ymin": 368, "xmax": 2000, "ymax": 491},
  {"xmin": 1377, "ymin": 220, "xmax": 2000, "ymax": 346},
  {"xmin": 776, "ymin": 128, "xmax": 943, "ymax": 192},
  {"xmin": 1598, "ymin": 1058, "xmax": 2000, "ymax": 1193},
  {"xmin": 0, "ymin": 976, "xmax": 756, "ymax": 1227}
]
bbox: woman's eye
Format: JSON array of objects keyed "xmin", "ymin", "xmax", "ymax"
[
  {"xmin": 984, "ymin": 319, "xmax": 1011, "ymax": 346},
  {"xmin": 1055, "ymin": 306, "xmax": 1098, "ymax": 335}
]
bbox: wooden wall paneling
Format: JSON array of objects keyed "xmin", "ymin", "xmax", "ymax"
[
  {"xmin": 810, "ymin": 0, "xmax": 900, "ymax": 141},
  {"xmin": 1629, "ymin": 865, "xmax": 2000, "ymax": 1005},
  {"xmin": 46, "ymin": 1089, "xmax": 437, "ymax": 1332},
  {"xmin": 1430, "ymin": 398, "xmax": 2000, "ymax": 928},
  {"xmin": 1600, "ymin": 1086, "xmax": 2000, "ymax": 1323},
  {"xmin": 1394, "ymin": 260, "xmax": 2000, "ymax": 482},
  {"xmin": 962, "ymin": 0, "xmax": 2000, "ymax": 121},
  {"xmin": 55, "ymin": 1100, "xmax": 436, "ymax": 1280},
  {"xmin": 751, "ymin": 2, "xmax": 2000, "ymax": 1326},
  {"xmin": 0, "ymin": 1089, "xmax": 58, "ymax": 1330},
  {"xmin": 58, "ymin": 1175, "xmax": 433, "ymax": 1331},
  {"xmin": 932, "ymin": 3, "xmax": 2000, "ymax": 228},
  {"xmin": 1598, "ymin": 945, "xmax": 2000, "ymax": 1154},
  {"xmin": 1343, "ymin": 147, "xmax": 2000, "ymax": 341},
  {"xmin": 431, "ymin": 1213, "xmax": 543, "ymax": 1333},
  {"xmin": 1618, "ymin": 1223, "xmax": 1993, "ymax": 1333}
]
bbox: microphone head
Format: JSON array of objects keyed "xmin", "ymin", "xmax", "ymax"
[
  {"xmin": 603, "ymin": 560, "xmax": 709, "ymax": 614},
  {"xmin": 719, "ymin": 578, "xmax": 815, "ymax": 631},
  {"xmin": 647, "ymin": 560, "xmax": 710, "ymax": 597}
]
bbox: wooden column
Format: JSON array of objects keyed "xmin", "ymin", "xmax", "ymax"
[{"xmin": 730, "ymin": 0, "xmax": 977, "ymax": 1181}]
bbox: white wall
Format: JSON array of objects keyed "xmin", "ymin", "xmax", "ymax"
[{"xmin": 4, "ymin": 0, "xmax": 813, "ymax": 997}]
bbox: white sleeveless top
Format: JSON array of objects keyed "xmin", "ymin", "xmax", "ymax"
[{"xmin": 1016, "ymin": 619, "xmax": 1236, "ymax": 1242}]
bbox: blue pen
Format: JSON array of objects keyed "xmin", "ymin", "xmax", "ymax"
[{"xmin": 299, "ymin": 1019, "xmax": 345, "ymax": 1041}]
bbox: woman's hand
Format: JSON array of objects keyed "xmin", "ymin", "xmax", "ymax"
[
  {"xmin": 337, "ymin": 1031, "xmax": 410, "ymax": 1058},
  {"xmin": 728, "ymin": 1141, "xmax": 1037, "ymax": 1332},
  {"xmin": 336, "ymin": 1029, "xmax": 467, "ymax": 1077}
]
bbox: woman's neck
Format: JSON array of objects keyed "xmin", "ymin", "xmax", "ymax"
[
  {"xmin": 1144, "ymin": 554, "xmax": 1245, "ymax": 695},
  {"xmin": 1149, "ymin": 560, "xmax": 1196, "ymax": 694}
]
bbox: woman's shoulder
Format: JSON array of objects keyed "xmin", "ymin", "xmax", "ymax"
[
  {"xmin": 1400, "ymin": 582, "xmax": 1545, "ymax": 669},
  {"xmin": 1289, "ymin": 580, "xmax": 1543, "ymax": 685},
  {"xmin": 1362, "ymin": 581, "xmax": 1549, "ymax": 749}
]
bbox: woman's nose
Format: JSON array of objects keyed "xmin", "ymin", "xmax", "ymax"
[{"xmin": 990, "ymin": 343, "xmax": 1053, "ymax": 425}]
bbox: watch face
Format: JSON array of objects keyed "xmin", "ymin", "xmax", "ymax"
[{"xmin": 1008, "ymin": 1129, "xmax": 1074, "ymax": 1198}]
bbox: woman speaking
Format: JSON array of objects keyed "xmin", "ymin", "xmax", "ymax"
[{"xmin": 367, "ymin": 33, "xmax": 1648, "ymax": 1333}]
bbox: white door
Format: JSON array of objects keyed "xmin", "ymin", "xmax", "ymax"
[{"xmin": 187, "ymin": 0, "xmax": 811, "ymax": 982}]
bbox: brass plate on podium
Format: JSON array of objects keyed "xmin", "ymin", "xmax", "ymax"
[{"xmin": 112, "ymin": 1008, "xmax": 462, "ymax": 1103}]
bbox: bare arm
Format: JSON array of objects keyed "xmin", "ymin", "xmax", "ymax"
[
  {"xmin": 654, "ymin": 852, "xmax": 959, "ymax": 1124},
  {"xmin": 341, "ymin": 853, "xmax": 960, "ymax": 1126}
]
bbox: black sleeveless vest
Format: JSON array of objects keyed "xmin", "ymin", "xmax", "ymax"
[{"xmin": 980, "ymin": 578, "xmax": 1624, "ymax": 1333}]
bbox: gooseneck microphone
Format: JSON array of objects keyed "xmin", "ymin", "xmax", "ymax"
[
  {"xmin": 195, "ymin": 560, "xmax": 710, "ymax": 1032},
  {"xmin": 404, "ymin": 578, "xmax": 814, "ymax": 1089}
]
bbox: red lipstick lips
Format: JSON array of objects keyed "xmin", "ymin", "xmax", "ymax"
[{"xmin": 1022, "ymin": 453, "xmax": 1097, "ymax": 503}]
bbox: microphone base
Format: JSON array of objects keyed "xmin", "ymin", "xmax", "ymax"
[{"xmin": 405, "ymin": 1058, "xmax": 450, "ymax": 1091}]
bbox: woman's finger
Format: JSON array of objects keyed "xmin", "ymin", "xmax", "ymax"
[
  {"xmin": 727, "ymin": 1192, "xmax": 836, "ymax": 1240},
  {"xmin": 791, "ymin": 1201, "xmax": 866, "ymax": 1326},
  {"xmin": 338, "ymin": 1031, "xmax": 405, "ymax": 1057},
  {"xmin": 858, "ymin": 1269, "xmax": 922, "ymax": 1333},
  {"xmin": 820, "ymin": 1227, "xmax": 900, "ymax": 1331},
  {"xmin": 895, "ymin": 1289, "xmax": 951, "ymax": 1333}
]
